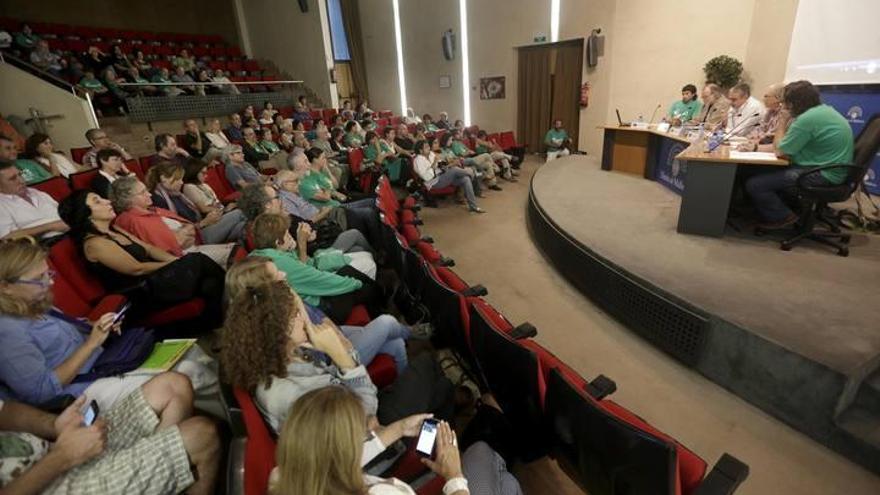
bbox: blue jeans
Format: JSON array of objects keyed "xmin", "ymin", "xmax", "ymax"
[
  {"xmin": 341, "ymin": 314, "xmax": 410, "ymax": 372},
  {"xmin": 745, "ymin": 167, "xmax": 829, "ymax": 222},
  {"xmin": 432, "ymin": 167, "xmax": 478, "ymax": 209},
  {"xmin": 342, "ymin": 198, "xmax": 377, "ymax": 209}
]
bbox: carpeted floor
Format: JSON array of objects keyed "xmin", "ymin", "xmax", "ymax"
[{"xmin": 417, "ymin": 155, "xmax": 880, "ymax": 495}]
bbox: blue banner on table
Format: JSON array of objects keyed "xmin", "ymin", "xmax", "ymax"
[
  {"xmin": 654, "ymin": 137, "xmax": 689, "ymax": 195},
  {"xmin": 818, "ymin": 86, "xmax": 880, "ymax": 195}
]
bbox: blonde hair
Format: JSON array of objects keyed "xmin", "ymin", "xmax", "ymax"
[
  {"xmin": 225, "ymin": 256, "xmax": 276, "ymax": 301},
  {"xmin": 0, "ymin": 237, "xmax": 51, "ymax": 317},
  {"xmin": 145, "ymin": 161, "xmax": 184, "ymax": 191},
  {"xmin": 253, "ymin": 213, "xmax": 290, "ymax": 250},
  {"xmin": 273, "ymin": 386, "xmax": 367, "ymax": 495}
]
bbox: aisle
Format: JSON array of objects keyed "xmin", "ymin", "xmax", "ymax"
[{"xmin": 416, "ymin": 155, "xmax": 880, "ymax": 495}]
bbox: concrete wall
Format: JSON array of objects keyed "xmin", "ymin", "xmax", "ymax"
[
  {"xmin": 0, "ymin": 0, "xmax": 240, "ymax": 46},
  {"xmin": 237, "ymin": 0, "xmax": 335, "ymax": 106},
  {"xmin": 0, "ymin": 62, "xmax": 97, "ymax": 154},
  {"xmin": 358, "ymin": 0, "xmax": 799, "ymax": 155}
]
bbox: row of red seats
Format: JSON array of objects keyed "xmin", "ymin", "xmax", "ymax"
[
  {"xmin": 0, "ymin": 17, "xmax": 226, "ymax": 46},
  {"xmin": 372, "ymin": 178, "xmax": 749, "ymax": 495}
]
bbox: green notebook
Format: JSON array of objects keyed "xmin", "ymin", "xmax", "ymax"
[{"xmin": 138, "ymin": 339, "xmax": 196, "ymax": 371}]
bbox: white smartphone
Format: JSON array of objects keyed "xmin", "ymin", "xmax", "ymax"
[
  {"xmin": 82, "ymin": 400, "xmax": 99, "ymax": 426},
  {"xmin": 415, "ymin": 418, "xmax": 439, "ymax": 458}
]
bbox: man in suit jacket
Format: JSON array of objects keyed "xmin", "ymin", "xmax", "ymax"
[{"xmin": 691, "ymin": 83, "xmax": 731, "ymax": 127}]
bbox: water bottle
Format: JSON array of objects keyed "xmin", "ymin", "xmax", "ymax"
[{"xmin": 708, "ymin": 130, "xmax": 723, "ymax": 152}]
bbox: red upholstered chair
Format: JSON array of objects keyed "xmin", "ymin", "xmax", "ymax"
[
  {"xmin": 232, "ymin": 388, "xmax": 276, "ymax": 495},
  {"xmin": 322, "ymin": 108, "xmax": 338, "ymax": 123},
  {"xmin": 32, "ymin": 176, "xmax": 72, "ymax": 202},
  {"xmin": 124, "ymin": 159, "xmax": 145, "ymax": 180},
  {"xmin": 139, "ymin": 155, "xmax": 156, "ymax": 173},
  {"xmin": 348, "ymin": 148, "xmax": 376, "ymax": 193},
  {"xmin": 69, "ymin": 169, "xmax": 99, "ymax": 191},
  {"xmin": 309, "ymin": 110, "xmax": 323, "ymax": 121},
  {"xmin": 70, "ymin": 146, "xmax": 90, "ymax": 164},
  {"xmin": 48, "ymin": 259, "xmax": 126, "ymax": 321}
]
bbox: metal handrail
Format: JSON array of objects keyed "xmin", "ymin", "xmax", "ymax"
[{"xmin": 0, "ymin": 50, "xmax": 85, "ymax": 97}]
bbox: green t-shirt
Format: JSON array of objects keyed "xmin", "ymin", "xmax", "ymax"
[
  {"xmin": 249, "ymin": 249, "xmax": 361, "ymax": 306},
  {"xmin": 450, "ymin": 141, "xmax": 471, "ymax": 157},
  {"xmin": 668, "ymin": 99, "xmax": 702, "ymax": 122},
  {"xmin": 544, "ymin": 129, "xmax": 568, "ymax": 151},
  {"xmin": 345, "ymin": 132, "xmax": 363, "ymax": 147},
  {"xmin": 15, "ymin": 159, "xmax": 52, "ymax": 184},
  {"xmin": 298, "ymin": 170, "xmax": 340, "ymax": 208},
  {"xmin": 778, "ymin": 104, "xmax": 853, "ymax": 184},
  {"xmin": 260, "ymin": 140, "xmax": 280, "ymax": 154},
  {"xmin": 426, "ymin": 124, "xmax": 439, "ymax": 132},
  {"xmin": 79, "ymin": 78, "xmax": 105, "ymax": 91},
  {"xmin": 475, "ymin": 143, "xmax": 491, "ymax": 154}
]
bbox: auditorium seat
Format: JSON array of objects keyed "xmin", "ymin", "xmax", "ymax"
[
  {"xmin": 232, "ymin": 387, "xmax": 276, "ymax": 495},
  {"xmin": 32, "ymin": 176, "xmax": 72, "ymax": 201},
  {"xmin": 49, "ymin": 259, "xmax": 126, "ymax": 321},
  {"xmin": 69, "ymin": 168, "xmax": 99, "ymax": 191},
  {"xmin": 70, "ymin": 146, "xmax": 90, "ymax": 164},
  {"xmin": 125, "ymin": 159, "xmax": 146, "ymax": 180}
]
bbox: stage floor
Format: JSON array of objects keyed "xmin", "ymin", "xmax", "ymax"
[{"xmin": 531, "ymin": 156, "xmax": 880, "ymax": 377}]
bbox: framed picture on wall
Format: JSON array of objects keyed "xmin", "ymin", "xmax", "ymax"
[
  {"xmin": 479, "ymin": 76, "xmax": 506, "ymax": 100},
  {"xmin": 439, "ymin": 75, "xmax": 452, "ymax": 89}
]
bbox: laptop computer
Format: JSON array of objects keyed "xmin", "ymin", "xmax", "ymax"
[{"xmin": 616, "ymin": 109, "xmax": 631, "ymax": 127}]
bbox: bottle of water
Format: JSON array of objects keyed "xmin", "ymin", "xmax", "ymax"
[
  {"xmin": 696, "ymin": 124, "xmax": 707, "ymax": 151},
  {"xmin": 708, "ymin": 130, "xmax": 723, "ymax": 152}
]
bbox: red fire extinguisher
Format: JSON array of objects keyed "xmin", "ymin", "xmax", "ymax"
[{"xmin": 580, "ymin": 82, "xmax": 591, "ymax": 108}]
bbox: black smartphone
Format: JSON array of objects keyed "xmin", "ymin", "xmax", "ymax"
[
  {"xmin": 415, "ymin": 418, "xmax": 439, "ymax": 457},
  {"xmin": 110, "ymin": 302, "xmax": 132, "ymax": 325},
  {"xmin": 82, "ymin": 400, "xmax": 99, "ymax": 426}
]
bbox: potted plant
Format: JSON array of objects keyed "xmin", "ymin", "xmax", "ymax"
[{"xmin": 703, "ymin": 55, "xmax": 744, "ymax": 89}]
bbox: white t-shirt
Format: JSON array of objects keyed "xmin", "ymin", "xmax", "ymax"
[
  {"xmin": 0, "ymin": 188, "xmax": 62, "ymax": 238},
  {"xmin": 413, "ymin": 153, "xmax": 439, "ymax": 188},
  {"xmin": 36, "ymin": 154, "xmax": 78, "ymax": 178},
  {"xmin": 727, "ymin": 96, "xmax": 766, "ymax": 137}
]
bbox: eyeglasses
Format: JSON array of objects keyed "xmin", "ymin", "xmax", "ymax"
[{"xmin": 13, "ymin": 269, "xmax": 56, "ymax": 288}]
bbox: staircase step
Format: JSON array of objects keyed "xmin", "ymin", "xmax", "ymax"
[{"xmin": 837, "ymin": 405, "xmax": 880, "ymax": 447}]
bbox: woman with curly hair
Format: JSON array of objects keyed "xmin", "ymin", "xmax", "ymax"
[{"xmin": 220, "ymin": 268, "xmax": 377, "ymax": 432}]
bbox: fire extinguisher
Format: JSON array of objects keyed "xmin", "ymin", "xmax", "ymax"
[{"xmin": 580, "ymin": 82, "xmax": 591, "ymax": 108}]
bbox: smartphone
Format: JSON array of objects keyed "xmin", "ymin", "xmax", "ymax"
[
  {"xmin": 110, "ymin": 302, "xmax": 132, "ymax": 325},
  {"xmin": 415, "ymin": 418, "xmax": 439, "ymax": 457},
  {"xmin": 82, "ymin": 400, "xmax": 99, "ymax": 426}
]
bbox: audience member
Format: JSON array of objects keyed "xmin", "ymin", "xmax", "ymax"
[
  {"xmin": 81, "ymin": 46, "xmax": 111, "ymax": 75},
  {"xmin": 474, "ymin": 130, "xmax": 518, "ymax": 180},
  {"xmin": 57, "ymin": 190, "xmax": 226, "ymax": 328},
  {"xmin": 1, "ymin": 134, "xmax": 52, "ymax": 184},
  {"xmin": 544, "ymin": 119, "xmax": 571, "ymax": 162},
  {"xmin": 242, "ymin": 126, "xmax": 277, "ymax": 170},
  {"xmin": 271, "ymin": 386, "xmax": 522, "ymax": 495},
  {"xmin": 363, "ymin": 131, "xmax": 404, "ymax": 183},
  {"xmin": 312, "ymin": 127, "xmax": 350, "ymax": 186},
  {"xmin": 413, "ymin": 139, "xmax": 483, "ymax": 213},
  {"xmin": 725, "ymin": 82, "xmax": 765, "ymax": 136},
  {"xmin": 151, "ymin": 133, "xmax": 191, "ymax": 167},
  {"xmin": 0, "ymin": 374, "xmax": 220, "ymax": 495},
  {"xmin": 204, "ymin": 118, "xmax": 232, "ymax": 152},
  {"xmin": 441, "ymin": 134, "xmax": 500, "ymax": 190},
  {"xmin": 182, "ymin": 159, "xmax": 232, "ymax": 214},
  {"xmin": 212, "ymin": 68, "xmax": 240, "ymax": 95},
  {"xmin": 436, "ymin": 111, "xmax": 452, "ymax": 130},
  {"xmin": 250, "ymin": 212, "xmax": 380, "ymax": 322},
  {"xmin": 151, "ymin": 66, "xmax": 184, "ymax": 96},
  {"xmin": 171, "ymin": 66, "xmax": 197, "ymax": 95},
  {"xmin": 173, "ymin": 49, "xmax": 197, "ymax": 74},
  {"xmin": 422, "ymin": 114, "xmax": 439, "ymax": 133},
  {"xmin": 666, "ymin": 83, "xmax": 702, "ymax": 125},
  {"xmin": 124, "ymin": 67, "xmax": 158, "ymax": 96},
  {"xmin": 196, "ymin": 69, "xmax": 217, "ymax": 95},
  {"xmin": 225, "ymin": 113, "xmax": 245, "ymax": 142},
  {"xmin": 89, "ymin": 148, "xmax": 128, "ymax": 198},
  {"xmin": 82, "ymin": 128, "xmax": 132, "ymax": 169},
  {"xmin": 0, "ymin": 237, "xmax": 217, "ymax": 409},
  {"xmin": 29, "ymin": 40, "xmax": 63, "ymax": 76},
  {"xmin": 182, "ymin": 119, "xmax": 219, "ymax": 162},
  {"xmin": 130, "ymin": 49, "xmax": 153, "ymax": 73},
  {"xmin": 0, "ymin": 161, "xmax": 68, "ymax": 240},
  {"xmin": 740, "ymin": 82, "xmax": 788, "ymax": 149},
  {"xmin": 13, "ymin": 24, "xmax": 40, "ymax": 51},
  {"xmin": 691, "ymin": 83, "xmax": 730, "ymax": 127},
  {"xmin": 345, "ymin": 120, "xmax": 365, "ymax": 147},
  {"xmin": 223, "ymin": 144, "xmax": 264, "ymax": 190},
  {"xmin": 745, "ymin": 80, "xmax": 854, "ymax": 229},
  {"xmin": 23, "ymin": 133, "xmax": 81, "ymax": 178}
]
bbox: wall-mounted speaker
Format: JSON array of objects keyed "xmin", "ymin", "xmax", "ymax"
[
  {"xmin": 587, "ymin": 29, "xmax": 604, "ymax": 68},
  {"xmin": 442, "ymin": 29, "xmax": 456, "ymax": 61},
  {"xmin": 298, "ymin": 0, "xmax": 308, "ymax": 13}
]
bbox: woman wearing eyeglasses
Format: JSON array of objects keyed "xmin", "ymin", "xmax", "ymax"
[{"xmin": 0, "ymin": 237, "xmax": 216, "ymax": 411}]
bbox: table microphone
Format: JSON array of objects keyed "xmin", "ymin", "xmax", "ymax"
[
  {"xmin": 708, "ymin": 113, "xmax": 761, "ymax": 152},
  {"xmin": 648, "ymin": 104, "xmax": 662, "ymax": 125}
]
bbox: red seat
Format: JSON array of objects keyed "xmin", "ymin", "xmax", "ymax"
[
  {"xmin": 232, "ymin": 388, "xmax": 276, "ymax": 495},
  {"xmin": 322, "ymin": 108, "xmax": 338, "ymax": 123},
  {"xmin": 139, "ymin": 155, "xmax": 156, "ymax": 173},
  {"xmin": 227, "ymin": 60, "xmax": 243, "ymax": 72},
  {"xmin": 378, "ymin": 111, "xmax": 394, "ymax": 119},
  {"xmin": 70, "ymin": 147, "xmax": 90, "ymax": 164},
  {"xmin": 69, "ymin": 169, "xmax": 99, "ymax": 191},
  {"xmin": 226, "ymin": 46, "xmax": 242, "ymax": 58},
  {"xmin": 32, "ymin": 176, "xmax": 72, "ymax": 202},
  {"xmin": 366, "ymin": 354, "xmax": 397, "ymax": 389},
  {"xmin": 377, "ymin": 118, "xmax": 389, "ymax": 128},
  {"xmin": 125, "ymin": 159, "xmax": 145, "ymax": 180},
  {"xmin": 309, "ymin": 110, "xmax": 323, "ymax": 121},
  {"xmin": 500, "ymin": 131, "xmax": 525, "ymax": 150},
  {"xmin": 243, "ymin": 60, "xmax": 260, "ymax": 72},
  {"xmin": 204, "ymin": 164, "xmax": 239, "ymax": 204},
  {"xmin": 49, "ymin": 259, "xmax": 126, "ymax": 321},
  {"xmin": 344, "ymin": 304, "xmax": 371, "ymax": 326}
]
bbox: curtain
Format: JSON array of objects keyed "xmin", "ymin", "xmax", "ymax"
[
  {"xmin": 550, "ymin": 40, "xmax": 584, "ymax": 150},
  {"xmin": 339, "ymin": 0, "xmax": 369, "ymax": 102},
  {"xmin": 517, "ymin": 47, "xmax": 552, "ymax": 153}
]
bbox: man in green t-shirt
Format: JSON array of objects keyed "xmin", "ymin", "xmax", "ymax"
[
  {"xmin": 666, "ymin": 84, "xmax": 702, "ymax": 125},
  {"xmin": 544, "ymin": 120, "xmax": 570, "ymax": 162},
  {"xmin": 745, "ymin": 80, "xmax": 854, "ymax": 229}
]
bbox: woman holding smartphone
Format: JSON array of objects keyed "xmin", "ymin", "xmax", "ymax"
[
  {"xmin": 0, "ymin": 237, "xmax": 216, "ymax": 411},
  {"xmin": 270, "ymin": 386, "xmax": 522, "ymax": 495}
]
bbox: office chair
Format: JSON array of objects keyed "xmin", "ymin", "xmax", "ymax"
[{"xmin": 780, "ymin": 114, "xmax": 880, "ymax": 256}]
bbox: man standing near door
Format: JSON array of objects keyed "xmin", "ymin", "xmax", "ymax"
[{"xmin": 544, "ymin": 120, "xmax": 571, "ymax": 162}]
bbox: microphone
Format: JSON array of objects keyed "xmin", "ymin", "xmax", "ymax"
[
  {"xmin": 708, "ymin": 112, "xmax": 760, "ymax": 151},
  {"xmin": 648, "ymin": 104, "xmax": 662, "ymax": 125}
]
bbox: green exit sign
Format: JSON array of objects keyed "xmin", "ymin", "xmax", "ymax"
[{"xmin": 534, "ymin": 35, "xmax": 547, "ymax": 43}]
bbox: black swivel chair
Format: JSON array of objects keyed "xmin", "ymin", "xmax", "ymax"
[{"xmin": 780, "ymin": 114, "xmax": 880, "ymax": 256}]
